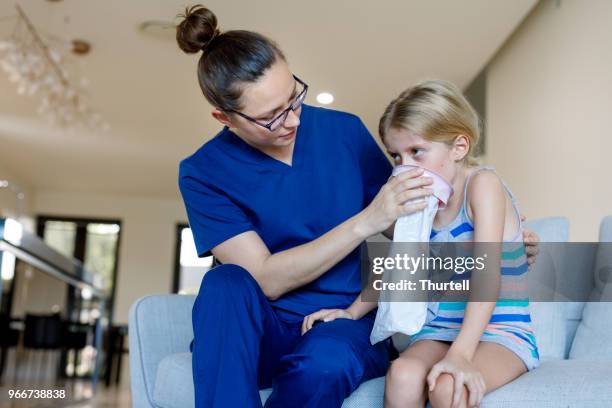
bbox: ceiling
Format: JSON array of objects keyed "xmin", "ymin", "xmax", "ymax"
[{"xmin": 0, "ymin": 0, "xmax": 537, "ymax": 198}]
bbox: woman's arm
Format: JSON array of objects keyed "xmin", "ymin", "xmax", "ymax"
[
  {"xmin": 213, "ymin": 168, "xmax": 434, "ymax": 300},
  {"xmin": 346, "ymin": 283, "xmax": 380, "ymax": 319}
]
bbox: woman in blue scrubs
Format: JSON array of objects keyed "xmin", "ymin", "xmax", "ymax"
[{"xmin": 176, "ymin": 6, "xmax": 537, "ymax": 408}]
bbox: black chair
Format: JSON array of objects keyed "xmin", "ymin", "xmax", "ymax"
[
  {"xmin": 20, "ymin": 313, "xmax": 63, "ymax": 383},
  {"xmin": 0, "ymin": 314, "xmax": 20, "ymax": 383},
  {"xmin": 23, "ymin": 313, "xmax": 63, "ymax": 349}
]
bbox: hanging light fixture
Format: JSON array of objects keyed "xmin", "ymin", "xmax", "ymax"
[
  {"xmin": 0, "ymin": 179, "xmax": 24, "ymax": 221},
  {"xmin": 0, "ymin": 4, "xmax": 107, "ymax": 130}
]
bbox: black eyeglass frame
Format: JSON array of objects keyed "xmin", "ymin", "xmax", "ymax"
[{"xmin": 223, "ymin": 75, "xmax": 308, "ymax": 132}]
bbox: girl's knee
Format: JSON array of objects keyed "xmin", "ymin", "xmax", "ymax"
[{"xmin": 384, "ymin": 358, "xmax": 428, "ymax": 404}]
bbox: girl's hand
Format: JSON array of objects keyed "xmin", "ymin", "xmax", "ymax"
[
  {"xmin": 427, "ymin": 353, "xmax": 486, "ymax": 408},
  {"xmin": 301, "ymin": 308, "xmax": 354, "ymax": 335},
  {"xmin": 357, "ymin": 168, "xmax": 433, "ymax": 238}
]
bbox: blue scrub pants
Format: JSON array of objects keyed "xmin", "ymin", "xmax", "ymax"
[{"xmin": 191, "ymin": 264, "xmax": 390, "ymax": 408}]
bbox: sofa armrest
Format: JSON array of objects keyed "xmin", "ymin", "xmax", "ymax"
[{"xmin": 129, "ymin": 295, "xmax": 196, "ymax": 408}]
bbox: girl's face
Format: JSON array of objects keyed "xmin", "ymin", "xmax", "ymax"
[
  {"xmin": 213, "ymin": 60, "xmax": 302, "ymax": 150},
  {"xmin": 383, "ymin": 127, "xmax": 468, "ymax": 183}
]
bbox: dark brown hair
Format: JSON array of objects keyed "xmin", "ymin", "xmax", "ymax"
[{"xmin": 176, "ymin": 5, "xmax": 286, "ymax": 111}]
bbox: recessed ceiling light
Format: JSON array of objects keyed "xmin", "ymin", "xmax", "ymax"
[{"xmin": 316, "ymin": 92, "xmax": 334, "ymax": 105}]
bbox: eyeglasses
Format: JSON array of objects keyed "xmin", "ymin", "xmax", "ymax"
[{"xmin": 225, "ymin": 75, "xmax": 308, "ymax": 132}]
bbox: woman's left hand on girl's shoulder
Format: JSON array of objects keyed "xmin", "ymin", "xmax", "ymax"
[
  {"xmin": 427, "ymin": 351, "xmax": 486, "ymax": 408},
  {"xmin": 520, "ymin": 215, "xmax": 540, "ymax": 268}
]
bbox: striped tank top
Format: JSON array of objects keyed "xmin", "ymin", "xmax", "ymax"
[{"xmin": 408, "ymin": 166, "xmax": 540, "ymax": 370}]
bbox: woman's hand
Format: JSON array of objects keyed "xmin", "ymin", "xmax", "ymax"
[
  {"xmin": 427, "ymin": 353, "xmax": 486, "ymax": 408},
  {"xmin": 520, "ymin": 215, "xmax": 540, "ymax": 268},
  {"xmin": 357, "ymin": 168, "xmax": 433, "ymax": 238},
  {"xmin": 301, "ymin": 308, "xmax": 354, "ymax": 335}
]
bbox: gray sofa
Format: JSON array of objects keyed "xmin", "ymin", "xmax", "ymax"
[{"xmin": 129, "ymin": 216, "xmax": 612, "ymax": 407}]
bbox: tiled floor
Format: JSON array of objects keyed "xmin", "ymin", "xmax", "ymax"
[
  {"xmin": 1, "ymin": 353, "xmax": 131, "ymax": 408},
  {"xmin": 0, "ymin": 382, "xmax": 131, "ymax": 408}
]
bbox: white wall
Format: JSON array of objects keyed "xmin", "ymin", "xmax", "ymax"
[
  {"xmin": 486, "ymin": 0, "xmax": 612, "ymax": 241},
  {"xmin": 33, "ymin": 191, "xmax": 187, "ymax": 324}
]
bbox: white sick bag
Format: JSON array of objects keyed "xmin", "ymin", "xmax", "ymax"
[{"xmin": 370, "ymin": 165, "xmax": 453, "ymax": 345}]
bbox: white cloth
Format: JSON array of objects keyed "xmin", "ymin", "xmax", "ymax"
[{"xmin": 370, "ymin": 195, "xmax": 439, "ymax": 344}]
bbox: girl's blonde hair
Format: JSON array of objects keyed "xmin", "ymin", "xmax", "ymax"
[{"xmin": 378, "ymin": 79, "xmax": 482, "ymax": 166}]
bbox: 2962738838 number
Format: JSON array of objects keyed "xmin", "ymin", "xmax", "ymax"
[{"xmin": 8, "ymin": 389, "xmax": 66, "ymax": 399}]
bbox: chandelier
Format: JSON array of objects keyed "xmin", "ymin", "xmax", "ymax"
[{"xmin": 0, "ymin": 4, "xmax": 107, "ymax": 130}]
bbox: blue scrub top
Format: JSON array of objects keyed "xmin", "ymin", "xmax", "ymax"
[{"xmin": 179, "ymin": 104, "xmax": 392, "ymax": 317}]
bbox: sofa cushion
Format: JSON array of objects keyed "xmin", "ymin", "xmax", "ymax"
[
  {"xmin": 154, "ymin": 353, "xmax": 274, "ymax": 407},
  {"xmin": 480, "ymin": 360, "xmax": 612, "ymax": 407},
  {"xmin": 570, "ymin": 295, "xmax": 612, "ymax": 359},
  {"xmin": 153, "ymin": 353, "xmax": 194, "ymax": 408},
  {"xmin": 153, "ymin": 354, "xmax": 612, "ymax": 408},
  {"xmin": 570, "ymin": 216, "xmax": 612, "ymax": 359}
]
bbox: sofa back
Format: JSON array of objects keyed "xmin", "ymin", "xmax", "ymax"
[
  {"xmin": 129, "ymin": 294, "xmax": 196, "ymax": 407},
  {"xmin": 569, "ymin": 216, "xmax": 612, "ymax": 359},
  {"xmin": 522, "ymin": 217, "xmax": 591, "ymax": 361}
]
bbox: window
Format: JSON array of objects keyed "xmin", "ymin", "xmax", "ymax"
[
  {"xmin": 37, "ymin": 215, "xmax": 121, "ymax": 322},
  {"xmin": 84, "ymin": 223, "xmax": 121, "ymax": 296},
  {"xmin": 173, "ymin": 223, "xmax": 214, "ymax": 294},
  {"xmin": 41, "ymin": 220, "xmax": 77, "ymax": 259}
]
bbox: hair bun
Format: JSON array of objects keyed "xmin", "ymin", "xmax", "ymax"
[{"xmin": 176, "ymin": 5, "xmax": 221, "ymax": 54}]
